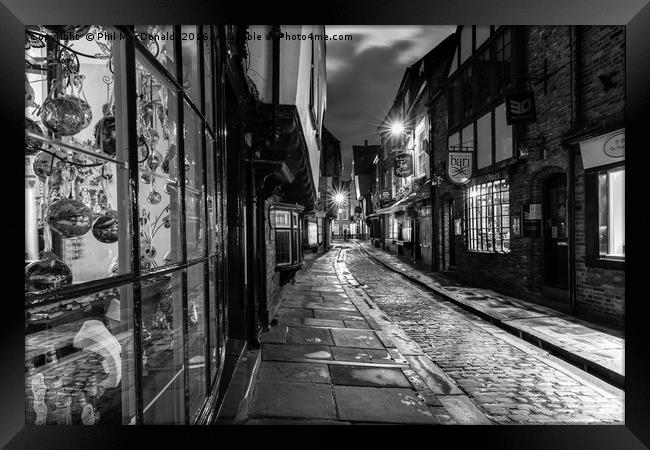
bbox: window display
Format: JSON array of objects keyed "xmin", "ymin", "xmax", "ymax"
[{"xmin": 25, "ymin": 25, "xmax": 227, "ymax": 425}]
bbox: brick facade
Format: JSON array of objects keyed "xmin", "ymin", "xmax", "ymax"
[{"xmin": 430, "ymin": 26, "xmax": 625, "ymax": 328}]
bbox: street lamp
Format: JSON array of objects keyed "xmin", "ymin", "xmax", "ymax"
[
  {"xmin": 334, "ymin": 192, "xmax": 345, "ymax": 205},
  {"xmin": 390, "ymin": 122, "xmax": 405, "ymax": 135}
]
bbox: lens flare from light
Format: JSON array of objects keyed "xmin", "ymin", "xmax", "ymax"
[{"xmin": 391, "ymin": 122, "xmax": 404, "ymax": 135}]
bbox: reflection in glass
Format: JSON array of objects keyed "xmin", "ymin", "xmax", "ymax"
[
  {"xmin": 134, "ymin": 25, "xmax": 177, "ymax": 76},
  {"xmin": 208, "ymin": 258, "xmax": 220, "ymax": 382},
  {"xmin": 181, "ymin": 25, "xmax": 201, "ymax": 107},
  {"xmin": 184, "ymin": 103, "xmax": 206, "ymax": 260},
  {"xmin": 136, "ymin": 56, "xmax": 182, "ymax": 270},
  {"xmin": 188, "ymin": 263, "xmax": 206, "ymax": 420},
  {"xmin": 25, "ymin": 284, "xmax": 135, "ymax": 424},
  {"xmin": 141, "ymin": 272, "xmax": 185, "ymax": 424}
]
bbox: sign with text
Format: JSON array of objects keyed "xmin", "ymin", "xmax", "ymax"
[
  {"xmin": 522, "ymin": 203, "xmax": 542, "ymax": 238},
  {"xmin": 447, "ymin": 152, "xmax": 472, "ymax": 185},
  {"xmin": 505, "ymin": 92, "xmax": 537, "ymax": 125},
  {"xmin": 579, "ymin": 129, "xmax": 625, "ymax": 169},
  {"xmin": 394, "ymin": 152, "xmax": 413, "ymax": 177}
]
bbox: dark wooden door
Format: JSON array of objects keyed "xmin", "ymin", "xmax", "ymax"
[{"xmin": 544, "ymin": 174, "xmax": 568, "ymax": 288}]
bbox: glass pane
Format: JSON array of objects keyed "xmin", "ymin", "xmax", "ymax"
[
  {"xmin": 187, "ymin": 263, "xmax": 207, "ymax": 421},
  {"xmin": 477, "ymin": 112, "xmax": 492, "ymax": 168},
  {"xmin": 206, "ymin": 136, "xmax": 217, "ymax": 254},
  {"xmin": 181, "ymin": 25, "xmax": 201, "ymax": 107},
  {"xmin": 203, "ymin": 28, "xmax": 214, "ymax": 128},
  {"xmin": 141, "ymin": 271, "xmax": 185, "ymax": 424},
  {"xmin": 136, "ymin": 55, "xmax": 182, "ymax": 270},
  {"xmin": 134, "ymin": 25, "xmax": 177, "ymax": 77},
  {"xmin": 184, "ymin": 103, "xmax": 206, "ymax": 260},
  {"xmin": 25, "ymin": 284, "xmax": 135, "ymax": 425},
  {"xmin": 276, "ymin": 230, "xmax": 291, "ymax": 264},
  {"xmin": 208, "ymin": 258, "xmax": 220, "ymax": 382},
  {"xmin": 25, "ymin": 26, "xmax": 133, "ymax": 292}
]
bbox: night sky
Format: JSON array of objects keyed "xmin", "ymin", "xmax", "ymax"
[{"xmin": 325, "ymin": 26, "xmax": 456, "ymax": 179}]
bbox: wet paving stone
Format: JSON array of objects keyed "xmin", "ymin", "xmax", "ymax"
[
  {"xmin": 344, "ymin": 320, "xmax": 371, "ymax": 329},
  {"xmin": 257, "ymin": 361, "xmax": 331, "ymax": 384},
  {"xmin": 333, "ymin": 386, "xmax": 437, "ymax": 424},
  {"xmin": 330, "ymin": 328, "xmax": 385, "ymax": 350},
  {"xmin": 329, "ymin": 365, "xmax": 413, "ymax": 388},
  {"xmin": 302, "ymin": 318, "xmax": 346, "ymax": 328},
  {"xmin": 331, "ymin": 347, "xmax": 394, "ymax": 364},
  {"xmin": 263, "ymin": 343, "xmax": 332, "ymax": 361},
  {"xmin": 250, "ymin": 382, "xmax": 337, "ymax": 420},
  {"xmin": 287, "ymin": 326, "xmax": 335, "ymax": 346},
  {"xmin": 278, "ymin": 308, "xmax": 314, "ymax": 319},
  {"xmin": 313, "ymin": 310, "xmax": 365, "ymax": 321}
]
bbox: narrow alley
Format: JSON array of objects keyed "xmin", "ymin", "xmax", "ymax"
[{"xmin": 242, "ymin": 241, "xmax": 624, "ymax": 425}]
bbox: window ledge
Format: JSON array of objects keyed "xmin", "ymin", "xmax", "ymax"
[{"xmin": 585, "ymin": 258, "xmax": 625, "ymax": 271}]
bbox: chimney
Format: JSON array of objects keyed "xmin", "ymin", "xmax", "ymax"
[{"xmin": 364, "ymin": 140, "xmax": 368, "ymax": 147}]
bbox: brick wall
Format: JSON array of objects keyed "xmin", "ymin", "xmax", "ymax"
[{"xmin": 428, "ymin": 25, "xmax": 625, "ymax": 328}]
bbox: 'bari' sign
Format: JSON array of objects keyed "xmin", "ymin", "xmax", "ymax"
[
  {"xmin": 447, "ymin": 152, "xmax": 472, "ymax": 185},
  {"xmin": 505, "ymin": 92, "xmax": 537, "ymax": 125},
  {"xmin": 394, "ymin": 152, "xmax": 413, "ymax": 177}
]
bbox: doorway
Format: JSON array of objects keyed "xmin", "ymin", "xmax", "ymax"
[{"xmin": 543, "ymin": 173, "xmax": 568, "ymax": 288}]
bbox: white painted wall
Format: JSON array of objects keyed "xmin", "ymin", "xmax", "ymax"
[{"xmin": 246, "ymin": 25, "xmax": 326, "ymax": 195}]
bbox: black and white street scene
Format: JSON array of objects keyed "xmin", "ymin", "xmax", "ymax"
[{"xmin": 23, "ymin": 25, "xmax": 626, "ymax": 426}]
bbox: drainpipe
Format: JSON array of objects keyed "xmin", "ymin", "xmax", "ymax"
[
  {"xmin": 272, "ymin": 25, "xmax": 281, "ymax": 141},
  {"xmin": 428, "ymin": 101, "xmax": 438, "ymax": 272},
  {"xmin": 568, "ymin": 25, "xmax": 581, "ymax": 315}
]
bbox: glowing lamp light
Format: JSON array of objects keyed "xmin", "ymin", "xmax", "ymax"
[
  {"xmin": 390, "ymin": 122, "xmax": 405, "ymax": 135},
  {"xmin": 334, "ymin": 193, "xmax": 345, "ymax": 204}
]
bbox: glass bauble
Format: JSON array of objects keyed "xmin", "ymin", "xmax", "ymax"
[
  {"xmin": 146, "ymin": 190, "xmax": 161, "ymax": 205},
  {"xmin": 26, "ymin": 117, "xmax": 45, "ymax": 154},
  {"xmin": 41, "ymin": 96, "xmax": 91, "ymax": 136},
  {"xmin": 108, "ymin": 257, "xmax": 119, "ymax": 277},
  {"xmin": 92, "ymin": 213, "xmax": 118, "ymax": 243},
  {"xmin": 32, "ymin": 150, "xmax": 65, "ymax": 181},
  {"xmin": 46, "ymin": 198, "xmax": 93, "ymax": 238},
  {"xmin": 25, "ymin": 252, "xmax": 72, "ymax": 292},
  {"xmin": 147, "ymin": 150, "xmax": 162, "ymax": 172},
  {"xmin": 94, "ymin": 115, "xmax": 116, "ymax": 156}
]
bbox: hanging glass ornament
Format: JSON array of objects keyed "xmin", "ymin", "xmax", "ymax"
[
  {"xmin": 32, "ymin": 150, "xmax": 66, "ymax": 181},
  {"xmin": 108, "ymin": 257, "xmax": 119, "ymax": 277},
  {"xmin": 92, "ymin": 212, "xmax": 118, "ymax": 243},
  {"xmin": 25, "ymin": 252, "xmax": 73, "ymax": 292},
  {"xmin": 26, "ymin": 117, "xmax": 45, "ymax": 154},
  {"xmin": 94, "ymin": 115, "xmax": 115, "ymax": 156},
  {"xmin": 147, "ymin": 150, "xmax": 162, "ymax": 173},
  {"xmin": 40, "ymin": 95, "xmax": 91, "ymax": 136},
  {"xmin": 161, "ymin": 151, "xmax": 170, "ymax": 174},
  {"xmin": 46, "ymin": 198, "xmax": 93, "ymax": 238}
]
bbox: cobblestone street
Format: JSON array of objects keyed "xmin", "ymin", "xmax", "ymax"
[{"xmin": 342, "ymin": 241, "xmax": 624, "ymax": 424}]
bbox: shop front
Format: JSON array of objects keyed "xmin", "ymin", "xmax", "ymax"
[{"xmin": 24, "ymin": 25, "xmax": 230, "ymax": 425}]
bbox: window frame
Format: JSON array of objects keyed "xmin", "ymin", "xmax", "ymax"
[
  {"xmin": 466, "ymin": 179, "xmax": 511, "ymax": 254},
  {"xmin": 584, "ymin": 163, "xmax": 625, "ymax": 270}
]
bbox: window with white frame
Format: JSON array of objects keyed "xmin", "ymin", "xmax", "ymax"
[
  {"xmin": 597, "ymin": 166, "xmax": 625, "ymax": 258},
  {"xmin": 387, "ymin": 217, "xmax": 398, "ymax": 240},
  {"xmin": 272, "ymin": 206, "xmax": 302, "ymax": 266},
  {"xmin": 466, "ymin": 180, "xmax": 510, "ymax": 253}
]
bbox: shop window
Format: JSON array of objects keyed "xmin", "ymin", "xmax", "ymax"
[
  {"xmin": 134, "ymin": 25, "xmax": 177, "ymax": 77},
  {"xmin": 181, "ymin": 25, "xmax": 202, "ymax": 107},
  {"xmin": 308, "ymin": 221, "xmax": 318, "ymax": 246},
  {"xmin": 342, "ymin": 209, "xmax": 349, "ymax": 221},
  {"xmin": 387, "ymin": 217, "xmax": 398, "ymax": 240},
  {"xmin": 586, "ymin": 166, "xmax": 625, "ymax": 267},
  {"xmin": 184, "ymin": 102, "xmax": 207, "ymax": 261},
  {"xmin": 400, "ymin": 219, "xmax": 412, "ymax": 242},
  {"xmin": 467, "ymin": 180, "xmax": 510, "ymax": 253},
  {"xmin": 203, "ymin": 27, "xmax": 215, "ymax": 128},
  {"xmin": 271, "ymin": 206, "xmax": 302, "ymax": 267},
  {"xmin": 187, "ymin": 263, "xmax": 206, "ymax": 422}
]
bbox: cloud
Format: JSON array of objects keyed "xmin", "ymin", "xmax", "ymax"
[{"xmin": 324, "ymin": 26, "xmax": 455, "ymax": 177}]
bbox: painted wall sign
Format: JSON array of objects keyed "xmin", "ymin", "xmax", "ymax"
[
  {"xmin": 505, "ymin": 92, "xmax": 537, "ymax": 124},
  {"xmin": 604, "ymin": 133, "xmax": 625, "ymax": 158},
  {"xmin": 579, "ymin": 128, "xmax": 625, "ymax": 169},
  {"xmin": 447, "ymin": 151, "xmax": 472, "ymax": 185},
  {"xmin": 394, "ymin": 152, "xmax": 413, "ymax": 177}
]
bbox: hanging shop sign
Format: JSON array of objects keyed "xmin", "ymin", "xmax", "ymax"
[
  {"xmin": 505, "ymin": 92, "xmax": 537, "ymax": 125},
  {"xmin": 447, "ymin": 152, "xmax": 472, "ymax": 185},
  {"xmin": 579, "ymin": 129, "xmax": 625, "ymax": 169},
  {"xmin": 394, "ymin": 152, "xmax": 413, "ymax": 177},
  {"xmin": 522, "ymin": 203, "xmax": 542, "ymax": 238}
]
